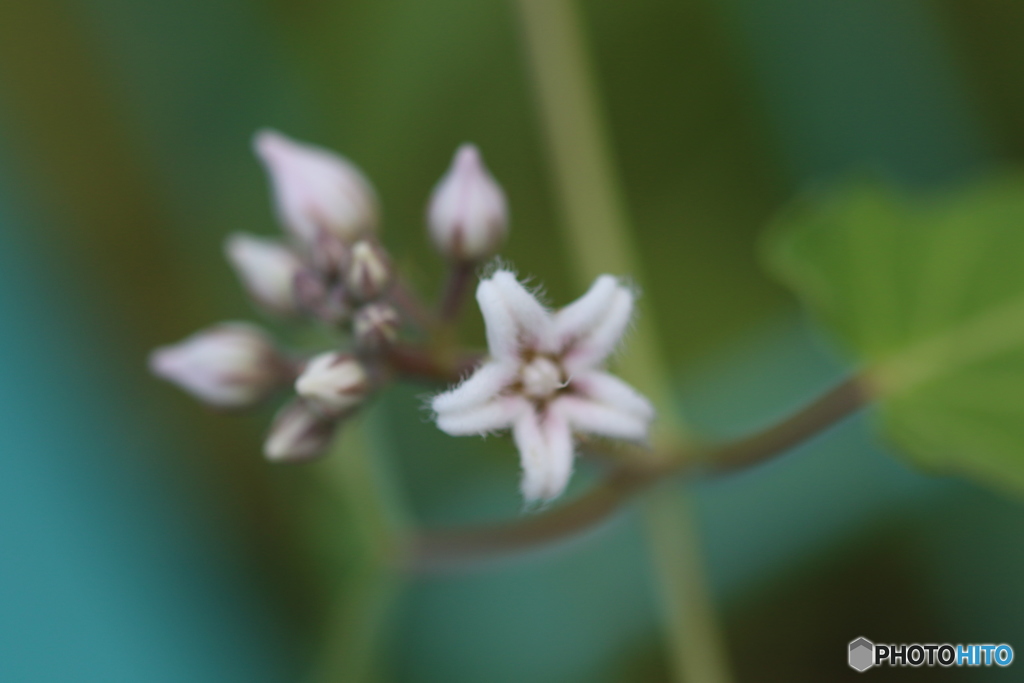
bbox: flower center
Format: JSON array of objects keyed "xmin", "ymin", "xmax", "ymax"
[{"xmin": 520, "ymin": 356, "xmax": 564, "ymax": 399}]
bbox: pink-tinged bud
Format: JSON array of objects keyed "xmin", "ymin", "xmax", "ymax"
[
  {"xmin": 428, "ymin": 144, "xmax": 508, "ymax": 261},
  {"xmin": 254, "ymin": 129, "xmax": 378, "ymax": 245},
  {"xmin": 293, "ymin": 271, "xmax": 352, "ymax": 325},
  {"xmin": 149, "ymin": 323, "xmax": 285, "ymax": 408},
  {"xmin": 264, "ymin": 399, "xmax": 337, "ymax": 463},
  {"xmin": 346, "ymin": 240, "xmax": 392, "ymax": 301},
  {"xmin": 224, "ymin": 233, "xmax": 303, "ymax": 316},
  {"xmin": 308, "ymin": 229, "xmax": 351, "ymax": 278},
  {"xmin": 295, "ymin": 352, "xmax": 371, "ymax": 415},
  {"xmin": 353, "ymin": 303, "xmax": 400, "ymax": 349}
]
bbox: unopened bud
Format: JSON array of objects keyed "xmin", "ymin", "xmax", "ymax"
[
  {"xmin": 149, "ymin": 323, "xmax": 285, "ymax": 408},
  {"xmin": 293, "ymin": 268, "xmax": 327, "ymax": 312},
  {"xmin": 293, "ymin": 271, "xmax": 352, "ymax": 325},
  {"xmin": 254, "ymin": 129, "xmax": 378, "ymax": 245},
  {"xmin": 353, "ymin": 303, "xmax": 400, "ymax": 349},
  {"xmin": 295, "ymin": 352, "xmax": 371, "ymax": 415},
  {"xmin": 428, "ymin": 144, "xmax": 507, "ymax": 261},
  {"xmin": 309, "ymin": 229, "xmax": 351, "ymax": 277},
  {"xmin": 346, "ymin": 240, "xmax": 392, "ymax": 301},
  {"xmin": 264, "ymin": 399, "xmax": 337, "ymax": 463},
  {"xmin": 224, "ymin": 233, "xmax": 303, "ymax": 316}
]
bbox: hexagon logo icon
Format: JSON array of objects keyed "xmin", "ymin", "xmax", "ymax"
[{"xmin": 849, "ymin": 637, "xmax": 875, "ymax": 672}]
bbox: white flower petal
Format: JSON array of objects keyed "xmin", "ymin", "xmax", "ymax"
[
  {"xmin": 431, "ymin": 360, "xmax": 518, "ymax": 415},
  {"xmin": 562, "ymin": 287, "xmax": 634, "ymax": 373},
  {"xmin": 571, "ymin": 370, "xmax": 655, "ymax": 422},
  {"xmin": 476, "ymin": 270, "xmax": 553, "ymax": 359},
  {"xmin": 553, "ymin": 275, "xmax": 619, "ymax": 345},
  {"xmin": 554, "ymin": 395, "xmax": 650, "ymax": 442},
  {"xmin": 436, "ymin": 395, "xmax": 529, "ymax": 436},
  {"xmin": 513, "ymin": 407, "xmax": 575, "ymax": 502}
]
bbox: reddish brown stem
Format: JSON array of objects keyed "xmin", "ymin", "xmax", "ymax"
[
  {"xmin": 405, "ymin": 466, "xmax": 660, "ymax": 573},
  {"xmin": 386, "ymin": 344, "xmax": 483, "ymax": 385},
  {"xmin": 403, "ymin": 376, "xmax": 868, "ymax": 573},
  {"xmin": 439, "ymin": 262, "xmax": 475, "ymax": 322},
  {"xmin": 389, "ymin": 277, "xmax": 435, "ymax": 331},
  {"xmin": 702, "ymin": 376, "xmax": 868, "ymax": 474}
]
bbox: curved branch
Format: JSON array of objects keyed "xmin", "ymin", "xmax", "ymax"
[
  {"xmin": 701, "ymin": 376, "xmax": 867, "ymax": 474},
  {"xmin": 405, "ymin": 466, "xmax": 662, "ymax": 573},
  {"xmin": 402, "ymin": 376, "xmax": 868, "ymax": 573}
]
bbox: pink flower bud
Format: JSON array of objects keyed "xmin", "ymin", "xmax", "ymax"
[
  {"xmin": 428, "ymin": 144, "xmax": 508, "ymax": 261},
  {"xmin": 264, "ymin": 399, "xmax": 337, "ymax": 463},
  {"xmin": 345, "ymin": 240, "xmax": 392, "ymax": 302},
  {"xmin": 224, "ymin": 233, "xmax": 304, "ymax": 316},
  {"xmin": 293, "ymin": 270, "xmax": 352, "ymax": 325},
  {"xmin": 149, "ymin": 323, "xmax": 285, "ymax": 408},
  {"xmin": 295, "ymin": 352, "xmax": 371, "ymax": 416},
  {"xmin": 307, "ymin": 229, "xmax": 351, "ymax": 278},
  {"xmin": 254, "ymin": 129, "xmax": 378, "ymax": 245}
]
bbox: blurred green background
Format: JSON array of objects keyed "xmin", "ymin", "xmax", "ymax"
[{"xmin": 2, "ymin": 0, "xmax": 1024, "ymax": 680}]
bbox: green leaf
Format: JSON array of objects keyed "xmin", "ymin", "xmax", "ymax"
[{"xmin": 764, "ymin": 172, "xmax": 1024, "ymax": 494}]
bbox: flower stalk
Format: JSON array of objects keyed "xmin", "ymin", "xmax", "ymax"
[
  {"xmin": 306, "ymin": 418, "xmax": 406, "ymax": 683},
  {"xmin": 513, "ymin": 0, "xmax": 725, "ymax": 678},
  {"xmin": 438, "ymin": 261, "xmax": 476, "ymax": 322},
  {"xmin": 405, "ymin": 374, "xmax": 867, "ymax": 572}
]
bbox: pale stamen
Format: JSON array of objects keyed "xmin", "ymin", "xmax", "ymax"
[{"xmin": 520, "ymin": 356, "xmax": 563, "ymax": 398}]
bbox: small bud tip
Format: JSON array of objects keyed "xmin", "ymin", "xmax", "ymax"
[
  {"xmin": 294, "ymin": 352, "xmax": 371, "ymax": 415},
  {"xmin": 253, "ymin": 128, "xmax": 289, "ymax": 162},
  {"xmin": 454, "ymin": 143, "xmax": 482, "ymax": 169},
  {"xmin": 263, "ymin": 399, "xmax": 337, "ymax": 463},
  {"xmin": 148, "ymin": 346, "xmax": 176, "ymax": 379}
]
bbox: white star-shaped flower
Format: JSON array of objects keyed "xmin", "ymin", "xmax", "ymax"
[{"xmin": 432, "ymin": 270, "xmax": 655, "ymax": 502}]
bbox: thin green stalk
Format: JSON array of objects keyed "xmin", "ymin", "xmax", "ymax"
[
  {"xmin": 643, "ymin": 487, "xmax": 732, "ymax": 683},
  {"xmin": 513, "ymin": 0, "xmax": 680, "ymax": 437},
  {"xmin": 513, "ymin": 1, "xmax": 731, "ymax": 680},
  {"xmin": 308, "ymin": 565, "xmax": 399, "ymax": 683},
  {"xmin": 309, "ymin": 413, "xmax": 406, "ymax": 683}
]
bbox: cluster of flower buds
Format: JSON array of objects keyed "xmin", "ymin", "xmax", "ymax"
[
  {"xmin": 151, "ymin": 130, "xmax": 513, "ymax": 464},
  {"xmin": 241, "ymin": 130, "xmax": 395, "ymax": 332}
]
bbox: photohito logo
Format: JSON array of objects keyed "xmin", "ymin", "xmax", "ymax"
[{"xmin": 848, "ymin": 637, "xmax": 1014, "ymax": 672}]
